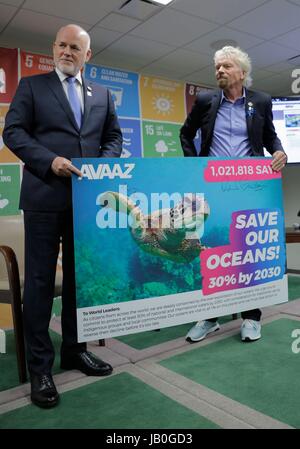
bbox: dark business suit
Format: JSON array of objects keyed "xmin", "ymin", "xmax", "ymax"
[
  {"xmin": 180, "ymin": 88, "xmax": 284, "ymax": 322},
  {"xmin": 3, "ymin": 70, "xmax": 122, "ymax": 374},
  {"xmin": 180, "ymin": 88, "xmax": 284, "ymax": 158}
]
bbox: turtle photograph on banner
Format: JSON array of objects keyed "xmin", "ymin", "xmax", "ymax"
[{"xmin": 71, "ymin": 157, "xmax": 288, "ymax": 342}]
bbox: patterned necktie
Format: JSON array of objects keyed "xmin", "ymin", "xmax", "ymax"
[{"xmin": 66, "ymin": 76, "xmax": 82, "ymax": 128}]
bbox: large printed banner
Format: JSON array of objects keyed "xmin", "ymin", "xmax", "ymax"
[{"xmin": 72, "ymin": 157, "xmax": 288, "ymax": 342}]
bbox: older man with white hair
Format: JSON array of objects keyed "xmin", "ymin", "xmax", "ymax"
[
  {"xmin": 4, "ymin": 24, "xmax": 122, "ymax": 408},
  {"xmin": 180, "ymin": 46, "xmax": 287, "ymax": 343}
]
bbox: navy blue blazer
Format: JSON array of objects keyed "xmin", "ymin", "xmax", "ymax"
[
  {"xmin": 3, "ymin": 70, "xmax": 123, "ymax": 210},
  {"xmin": 180, "ymin": 88, "xmax": 284, "ymax": 157}
]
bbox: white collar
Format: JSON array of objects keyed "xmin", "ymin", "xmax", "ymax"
[{"xmin": 55, "ymin": 68, "xmax": 82, "ymax": 85}]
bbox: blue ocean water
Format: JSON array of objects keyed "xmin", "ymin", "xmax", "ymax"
[{"xmin": 72, "ymin": 158, "xmax": 284, "ymax": 308}]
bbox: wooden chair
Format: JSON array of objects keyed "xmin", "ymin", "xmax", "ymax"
[{"xmin": 0, "ymin": 245, "xmax": 27, "ymax": 383}]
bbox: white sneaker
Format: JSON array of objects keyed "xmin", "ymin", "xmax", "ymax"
[
  {"xmin": 241, "ymin": 319, "xmax": 261, "ymax": 342},
  {"xmin": 186, "ymin": 320, "xmax": 220, "ymax": 343}
]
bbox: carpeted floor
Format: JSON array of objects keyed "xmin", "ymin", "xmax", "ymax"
[
  {"xmin": 0, "ymin": 372, "xmax": 219, "ymax": 429},
  {"xmin": 0, "ymin": 275, "xmax": 299, "ymax": 429},
  {"xmin": 160, "ymin": 318, "xmax": 300, "ymax": 428},
  {"xmin": 286, "ymin": 274, "xmax": 300, "ymax": 300},
  {"xmin": 0, "ymin": 330, "xmax": 62, "ymax": 392}
]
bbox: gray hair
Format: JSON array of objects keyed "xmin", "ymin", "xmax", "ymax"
[{"xmin": 214, "ymin": 46, "xmax": 252, "ymax": 88}]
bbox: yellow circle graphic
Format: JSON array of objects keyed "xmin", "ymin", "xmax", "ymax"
[{"xmin": 152, "ymin": 94, "xmax": 174, "ymax": 116}]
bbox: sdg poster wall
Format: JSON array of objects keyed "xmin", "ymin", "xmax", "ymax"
[
  {"xmin": 72, "ymin": 157, "xmax": 288, "ymax": 342},
  {"xmin": 0, "ymin": 49, "xmax": 55, "ymax": 216},
  {"xmin": 0, "ymin": 47, "xmax": 208, "ymax": 217},
  {"xmin": 84, "ymin": 64, "xmax": 204, "ymax": 158}
]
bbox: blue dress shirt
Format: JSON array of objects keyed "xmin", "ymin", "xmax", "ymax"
[{"xmin": 209, "ymin": 90, "xmax": 252, "ymax": 157}]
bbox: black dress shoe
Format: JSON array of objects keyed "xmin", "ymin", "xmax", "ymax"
[
  {"xmin": 30, "ymin": 374, "xmax": 59, "ymax": 408},
  {"xmin": 61, "ymin": 351, "xmax": 113, "ymax": 376}
]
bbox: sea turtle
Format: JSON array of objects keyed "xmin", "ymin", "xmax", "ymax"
[{"xmin": 99, "ymin": 191, "xmax": 210, "ymax": 263}]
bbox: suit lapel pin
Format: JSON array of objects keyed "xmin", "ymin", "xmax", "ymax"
[{"xmin": 246, "ymin": 101, "xmax": 255, "ymax": 118}]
